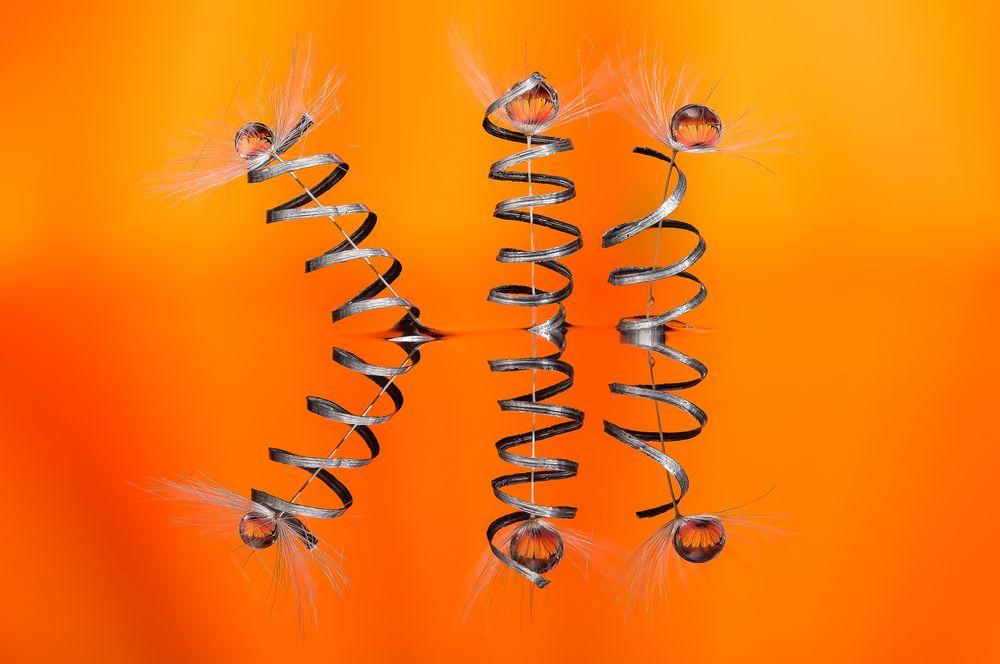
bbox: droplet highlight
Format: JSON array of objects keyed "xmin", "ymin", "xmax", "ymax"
[
  {"xmin": 234, "ymin": 122, "xmax": 274, "ymax": 159},
  {"xmin": 673, "ymin": 515, "xmax": 726, "ymax": 563},
  {"xmin": 239, "ymin": 512, "xmax": 278, "ymax": 549},
  {"xmin": 670, "ymin": 104, "xmax": 723, "ymax": 150},
  {"xmin": 509, "ymin": 519, "xmax": 564, "ymax": 573},
  {"xmin": 504, "ymin": 79, "xmax": 558, "ymax": 134}
]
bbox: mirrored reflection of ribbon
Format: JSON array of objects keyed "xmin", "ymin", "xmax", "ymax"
[
  {"xmin": 602, "ymin": 147, "xmax": 708, "ymax": 519},
  {"xmin": 483, "ymin": 74, "xmax": 584, "ymax": 588},
  {"xmin": 244, "ymin": 114, "xmax": 433, "ymax": 545}
]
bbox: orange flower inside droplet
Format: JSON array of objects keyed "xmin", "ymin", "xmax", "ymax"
[
  {"xmin": 509, "ymin": 519, "xmax": 564, "ymax": 573},
  {"xmin": 234, "ymin": 122, "xmax": 274, "ymax": 159},
  {"xmin": 504, "ymin": 82, "xmax": 558, "ymax": 134},
  {"xmin": 239, "ymin": 512, "xmax": 279, "ymax": 549},
  {"xmin": 673, "ymin": 515, "xmax": 726, "ymax": 563},
  {"xmin": 670, "ymin": 104, "xmax": 723, "ymax": 149}
]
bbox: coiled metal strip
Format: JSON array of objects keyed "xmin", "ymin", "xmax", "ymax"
[
  {"xmin": 242, "ymin": 114, "xmax": 428, "ymax": 544},
  {"xmin": 483, "ymin": 74, "xmax": 584, "ymax": 587},
  {"xmin": 602, "ymin": 147, "xmax": 706, "ymax": 332},
  {"xmin": 602, "ymin": 147, "xmax": 708, "ymax": 519}
]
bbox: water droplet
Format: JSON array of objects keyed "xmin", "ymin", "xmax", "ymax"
[
  {"xmin": 504, "ymin": 78, "xmax": 558, "ymax": 135},
  {"xmin": 673, "ymin": 515, "xmax": 725, "ymax": 563},
  {"xmin": 670, "ymin": 104, "xmax": 723, "ymax": 150},
  {"xmin": 239, "ymin": 512, "xmax": 278, "ymax": 549},
  {"xmin": 509, "ymin": 518, "xmax": 564, "ymax": 573},
  {"xmin": 234, "ymin": 122, "xmax": 274, "ymax": 159}
]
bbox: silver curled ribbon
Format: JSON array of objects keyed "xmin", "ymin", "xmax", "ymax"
[
  {"xmin": 242, "ymin": 114, "xmax": 431, "ymax": 546},
  {"xmin": 602, "ymin": 146, "xmax": 708, "ymax": 519},
  {"xmin": 483, "ymin": 74, "xmax": 584, "ymax": 588}
]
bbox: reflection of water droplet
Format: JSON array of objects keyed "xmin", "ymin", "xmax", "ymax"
[
  {"xmin": 509, "ymin": 519, "xmax": 564, "ymax": 573},
  {"xmin": 234, "ymin": 122, "xmax": 274, "ymax": 159},
  {"xmin": 504, "ymin": 79, "xmax": 558, "ymax": 134},
  {"xmin": 673, "ymin": 515, "xmax": 725, "ymax": 563},
  {"xmin": 239, "ymin": 512, "xmax": 278, "ymax": 549},
  {"xmin": 670, "ymin": 104, "xmax": 723, "ymax": 149}
]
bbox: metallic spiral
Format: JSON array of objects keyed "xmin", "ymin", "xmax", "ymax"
[
  {"xmin": 483, "ymin": 74, "xmax": 584, "ymax": 588},
  {"xmin": 602, "ymin": 147, "xmax": 708, "ymax": 519},
  {"xmin": 241, "ymin": 114, "xmax": 431, "ymax": 545}
]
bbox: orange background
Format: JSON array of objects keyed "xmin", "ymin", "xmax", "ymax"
[{"xmin": 2, "ymin": 0, "xmax": 999, "ymax": 661}]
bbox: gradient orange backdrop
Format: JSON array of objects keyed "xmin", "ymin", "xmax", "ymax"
[{"xmin": 2, "ymin": 1, "xmax": 999, "ymax": 661}]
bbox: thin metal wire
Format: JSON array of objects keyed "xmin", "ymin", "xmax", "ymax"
[
  {"xmin": 286, "ymin": 345, "xmax": 420, "ymax": 505},
  {"xmin": 645, "ymin": 150, "xmax": 680, "ymax": 515},
  {"xmin": 271, "ymin": 152, "xmax": 424, "ymax": 332},
  {"xmin": 527, "ymin": 133, "xmax": 538, "ymax": 503}
]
